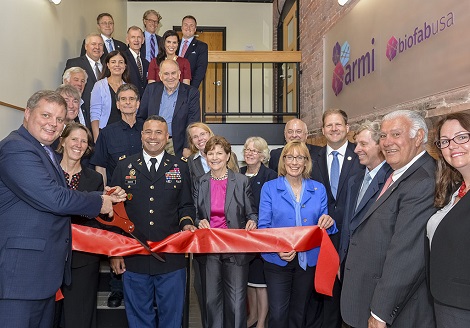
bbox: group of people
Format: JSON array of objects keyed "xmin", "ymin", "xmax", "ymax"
[{"xmin": 0, "ymin": 9, "xmax": 468, "ymax": 328}]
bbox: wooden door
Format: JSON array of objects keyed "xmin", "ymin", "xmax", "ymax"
[
  {"xmin": 176, "ymin": 29, "xmax": 224, "ymax": 123},
  {"xmin": 281, "ymin": 2, "xmax": 298, "ymax": 122}
]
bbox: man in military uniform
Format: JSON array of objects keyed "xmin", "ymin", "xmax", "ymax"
[{"xmin": 109, "ymin": 115, "xmax": 196, "ymax": 328}]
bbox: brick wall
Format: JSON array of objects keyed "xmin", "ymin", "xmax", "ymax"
[{"xmin": 274, "ymin": 0, "xmax": 470, "ymax": 146}]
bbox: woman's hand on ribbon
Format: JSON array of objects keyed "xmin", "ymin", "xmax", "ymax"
[
  {"xmin": 198, "ymin": 219, "xmax": 211, "ymax": 229},
  {"xmin": 245, "ymin": 220, "xmax": 257, "ymax": 231},
  {"xmin": 317, "ymin": 214, "xmax": 334, "ymax": 230},
  {"xmin": 278, "ymin": 250, "xmax": 296, "ymax": 262}
]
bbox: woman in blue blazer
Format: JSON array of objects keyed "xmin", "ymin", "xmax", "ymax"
[{"xmin": 259, "ymin": 140, "xmax": 337, "ymax": 328}]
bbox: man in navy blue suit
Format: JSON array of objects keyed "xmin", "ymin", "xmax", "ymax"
[
  {"xmin": 137, "ymin": 59, "xmax": 200, "ymax": 159},
  {"xmin": 338, "ymin": 121, "xmax": 392, "ymax": 274},
  {"xmin": 0, "ymin": 90, "xmax": 125, "ymax": 327},
  {"xmin": 179, "ymin": 15, "xmax": 208, "ymax": 89},
  {"xmin": 124, "ymin": 26, "xmax": 150, "ymax": 98}
]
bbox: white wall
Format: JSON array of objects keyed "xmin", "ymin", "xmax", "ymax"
[
  {"xmin": 127, "ymin": 1, "xmax": 273, "ymax": 51},
  {"xmin": 0, "ymin": 0, "xmax": 126, "ymax": 139}
]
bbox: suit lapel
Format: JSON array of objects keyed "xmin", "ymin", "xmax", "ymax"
[
  {"xmin": 153, "ymin": 84, "xmax": 164, "ymax": 115},
  {"xmin": 317, "ymin": 147, "xmax": 332, "ymax": 196},
  {"xmin": 195, "ymin": 156, "xmax": 205, "ymax": 177},
  {"xmin": 173, "ymin": 84, "xmax": 186, "ymax": 121},
  {"xmin": 337, "ymin": 142, "xmax": 356, "ymax": 197},
  {"xmin": 154, "ymin": 153, "xmax": 171, "ymax": 182},
  {"xmin": 200, "ymin": 174, "xmax": 211, "ymax": 220},
  {"xmin": 133, "ymin": 154, "xmax": 151, "ymax": 180},
  {"xmin": 224, "ymin": 170, "xmax": 236, "ymax": 215},
  {"xmin": 356, "ymin": 153, "xmax": 430, "ymax": 228}
]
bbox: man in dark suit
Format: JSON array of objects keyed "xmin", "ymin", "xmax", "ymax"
[
  {"xmin": 338, "ymin": 120, "xmax": 392, "ymax": 272},
  {"xmin": 110, "ymin": 115, "xmax": 196, "ymax": 328},
  {"xmin": 124, "ymin": 26, "xmax": 149, "ymax": 98},
  {"xmin": 341, "ymin": 110, "xmax": 436, "ymax": 328},
  {"xmin": 268, "ymin": 118, "xmax": 321, "ymax": 174},
  {"xmin": 137, "ymin": 59, "xmax": 200, "ymax": 158},
  {"xmin": 80, "ymin": 13, "xmax": 127, "ymax": 62},
  {"xmin": 65, "ymin": 33, "xmax": 104, "ymax": 130},
  {"xmin": 0, "ymin": 90, "xmax": 123, "ymax": 327},
  {"xmin": 308, "ymin": 109, "xmax": 364, "ymax": 328},
  {"xmin": 179, "ymin": 15, "xmax": 208, "ymax": 89},
  {"xmin": 142, "ymin": 9, "xmax": 163, "ymax": 63}
]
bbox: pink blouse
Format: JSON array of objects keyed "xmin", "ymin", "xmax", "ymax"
[{"xmin": 210, "ymin": 178, "xmax": 228, "ymax": 229}]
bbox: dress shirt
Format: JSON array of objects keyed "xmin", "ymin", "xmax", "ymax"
[
  {"xmin": 143, "ymin": 149, "xmax": 164, "ymax": 172},
  {"xmin": 78, "ymin": 99, "xmax": 86, "ymax": 126},
  {"xmin": 326, "ymin": 141, "xmax": 348, "ymax": 181},
  {"xmin": 144, "ymin": 31, "xmax": 158, "ymax": 62},
  {"xmin": 179, "ymin": 36, "xmax": 194, "ymax": 56},
  {"xmin": 102, "ymin": 34, "xmax": 114, "ymax": 52},
  {"xmin": 361, "ymin": 161, "xmax": 386, "ymax": 190},
  {"xmin": 159, "ymin": 84, "xmax": 180, "ymax": 136},
  {"xmin": 427, "ymin": 189, "xmax": 458, "ymax": 248},
  {"xmin": 85, "ymin": 54, "xmax": 102, "ymax": 74},
  {"xmin": 194, "ymin": 151, "xmax": 210, "ymax": 173}
]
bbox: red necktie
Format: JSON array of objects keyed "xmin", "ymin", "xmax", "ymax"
[
  {"xmin": 181, "ymin": 40, "xmax": 189, "ymax": 57},
  {"xmin": 377, "ymin": 174, "xmax": 393, "ymax": 200}
]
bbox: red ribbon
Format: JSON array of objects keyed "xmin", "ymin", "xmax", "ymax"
[{"xmin": 71, "ymin": 224, "xmax": 339, "ymax": 296}]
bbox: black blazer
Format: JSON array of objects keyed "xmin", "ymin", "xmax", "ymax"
[
  {"xmin": 80, "ymin": 37, "xmax": 128, "ymax": 63},
  {"xmin": 70, "ymin": 167, "xmax": 104, "ymax": 268},
  {"xmin": 311, "ymin": 141, "xmax": 364, "ymax": 249},
  {"xmin": 268, "ymin": 143, "xmax": 321, "ymax": 174},
  {"xmin": 239, "ymin": 164, "xmax": 277, "ymax": 207},
  {"xmin": 124, "ymin": 48, "xmax": 150, "ymax": 98},
  {"xmin": 64, "ymin": 55, "xmax": 98, "ymax": 130},
  {"xmin": 429, "ymin": 191, "xmax": 470, "ymax": 310},
  {"xmin": 137, "ymin": 82, "xmax": 201, "ymax": 157},
  {"xmin": 180, "ymin": 38, "xmax": 208, "ymax": 89},
  {"xmin": 195, "ymin": 170, "xmax": 258, "ymax": 265}
]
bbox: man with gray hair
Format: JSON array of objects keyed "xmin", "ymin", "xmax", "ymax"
[
  {"xmin": 62, "ymin": 67, "xmax": 88, "ymax": 127},
  {"xmin": 64, "ymin": 33, "xmax": 105, "ymax": 130},
  {"xmin": 341, "ymin": 110, "xmax": 436, "ymax": 328},
  {"xmin": 338, "ymin": 120, "xmax": 392, "ymax": 274}
]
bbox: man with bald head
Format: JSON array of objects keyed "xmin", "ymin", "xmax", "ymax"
[
  {"xmin": 268, "ymin": 118, "xmax": 321, "ymax": 174},
  {"xmin": 138, "ymin": 59, "xmax": 200, "ymax": 158}
]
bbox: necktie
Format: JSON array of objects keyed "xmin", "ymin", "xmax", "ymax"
[
  {"xmin": 355, "ymin": 172, "xmax": 372, "ymax": 211},
  {"xmin": 106, "ymin": 39, "xmax": 114, "ymax": 52},
  {"xmin": 377, "ymin": 174, "xmax": 394, "ymax": 200},
  {"xmin": 330, "ymin": 151, "xmax": 340, "ymax": 199},
  {"xmin": 181, "ymin": 40, "xmax": 189, "ymax": 57},
  {"xmin": 136, "ymin": 56, "xmax": 143, "ymax": 79},
  {"xmin": 150, "ymin": 158, "xmax": 158, "ymax": 179},
  {"xmin": 150, "ymin": 35, "xmax": 156, "ymax": 59},
  {"xmin": 43, "ymin": 145, "xmax": 60, "ymax": 171},
  {"xmin": 94, "ymin": 62, "xmax": 101, "ymax": 79}
]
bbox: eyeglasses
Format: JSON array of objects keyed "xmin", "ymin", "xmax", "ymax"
[
  {"xmin": 284, "ymin": 155, "xmax": 307, "ymax": 162},
  {"xmin": 145, "ymin": 18, "xmax": 159, "ymax": 25},
  {"xmin": 435, "ymin": 133, "xmax": 470, "ymax": 149},
  {"xmin": 244, "ymin": 148, "xmax": 261, "ymax": 154},
  {"xmin": 192, "ymin": 131, "xmax": 209, "ymax": 140}
]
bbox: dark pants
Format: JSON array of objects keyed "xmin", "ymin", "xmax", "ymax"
[
  {"xmin": 193, "ymin": 256, "xmax": 207, "ymax": 327},
  {"xmin": 0, "ymin": 296, "xmax": 55, "ymax": 328},
  {"xmin": 305, "ymin": 277, "xmax": 342, "ymax": 328},
  {"xmin": 123, "ymin": 268, "xmax": 186, "ymax": 328},
  {"xmin": 264, "ymin": 259, "xmax": 316, "ymax": 328},
  {"xmin": 203, "ymin": 254, "xmax": 249, "ymax": 328}
]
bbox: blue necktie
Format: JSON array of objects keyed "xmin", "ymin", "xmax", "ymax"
[
  {"xmin": 43, "ymin": 145, "xmax": 60, "ymax": 171},
  {"xmin": 330, "ymin": 151, "xmax": 340, "ymax": 199},
  {"xmin": 106, "ymin": 39, "xmax": 114, "ymax": 52},
  {"xmin": 355, "ymin": 172, "xmax": 372, "ymax": 211}
]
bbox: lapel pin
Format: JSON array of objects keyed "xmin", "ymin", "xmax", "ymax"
[
  {"xmin": 128, "ymin": 163, "xmax": 132, "ymax": 169},
  {"xmin": 347, "ymin": 156, "xmax": 352, "ymax": 161},
  {"xmin": 119, "ymin": 155, "xmax": 126, "ymax": 161}
]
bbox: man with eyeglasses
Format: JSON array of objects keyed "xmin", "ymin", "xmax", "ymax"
[
  {"xmin": 142, "ymin": 10, "xmax": 163, "ymax": 63},
  {"xmin": 268, "ymin": 118, "xmax": 321, "ymax": 173},
  {"xmin": 341, "ymin": 110, "xmax": 436, "ymax": 328},
  {"xmin": 80, "ymin": 13, "xmax": 127, "ymax": 62},
  {"xmin": 307, "ymin": 108, "xmax": 363, "ymax": 328}
]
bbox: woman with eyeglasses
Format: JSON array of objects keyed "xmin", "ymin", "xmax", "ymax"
[
  {"xmin": 56, "ymin": 84, "xmax": 81, "ymax": 125},
  {"xmin": 258, "ymin": 140, "xmax": 337, "ymax": 328},
  {"xmin": 195, "ymin": 135, "xmax": 257, "ymax": 328},
  {"xmin": 427, "ymin": 113, "xmax": 470, "ymax": 327},
  {"xmin": 147, "ymin": 30, "xmax": 191, "ymax": 85},
  {"xmin": 240, "ymin": 137, "xmax": 276, "ymax": 328}
]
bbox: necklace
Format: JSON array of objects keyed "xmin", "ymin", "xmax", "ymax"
[
  {"xmin": 211, "ymin": 170, "xmax": 228, "ymax": 180},
  {"xmin": 458, "ymin": 181, "xmax": 468, "ymax": 198}
]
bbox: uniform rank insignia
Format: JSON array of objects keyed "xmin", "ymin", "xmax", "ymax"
[{"xmin": 119, "ymin": 155, "xmax": 126, "ymax": 161}]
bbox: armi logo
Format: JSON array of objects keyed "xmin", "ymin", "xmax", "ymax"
[
  {"xmin": 332, "ymin": 38, "xmax": 375, "ymax": 96},
  {"xmin": 386, "ymin": 12, "xmax": 454, "ymax": 61}
]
